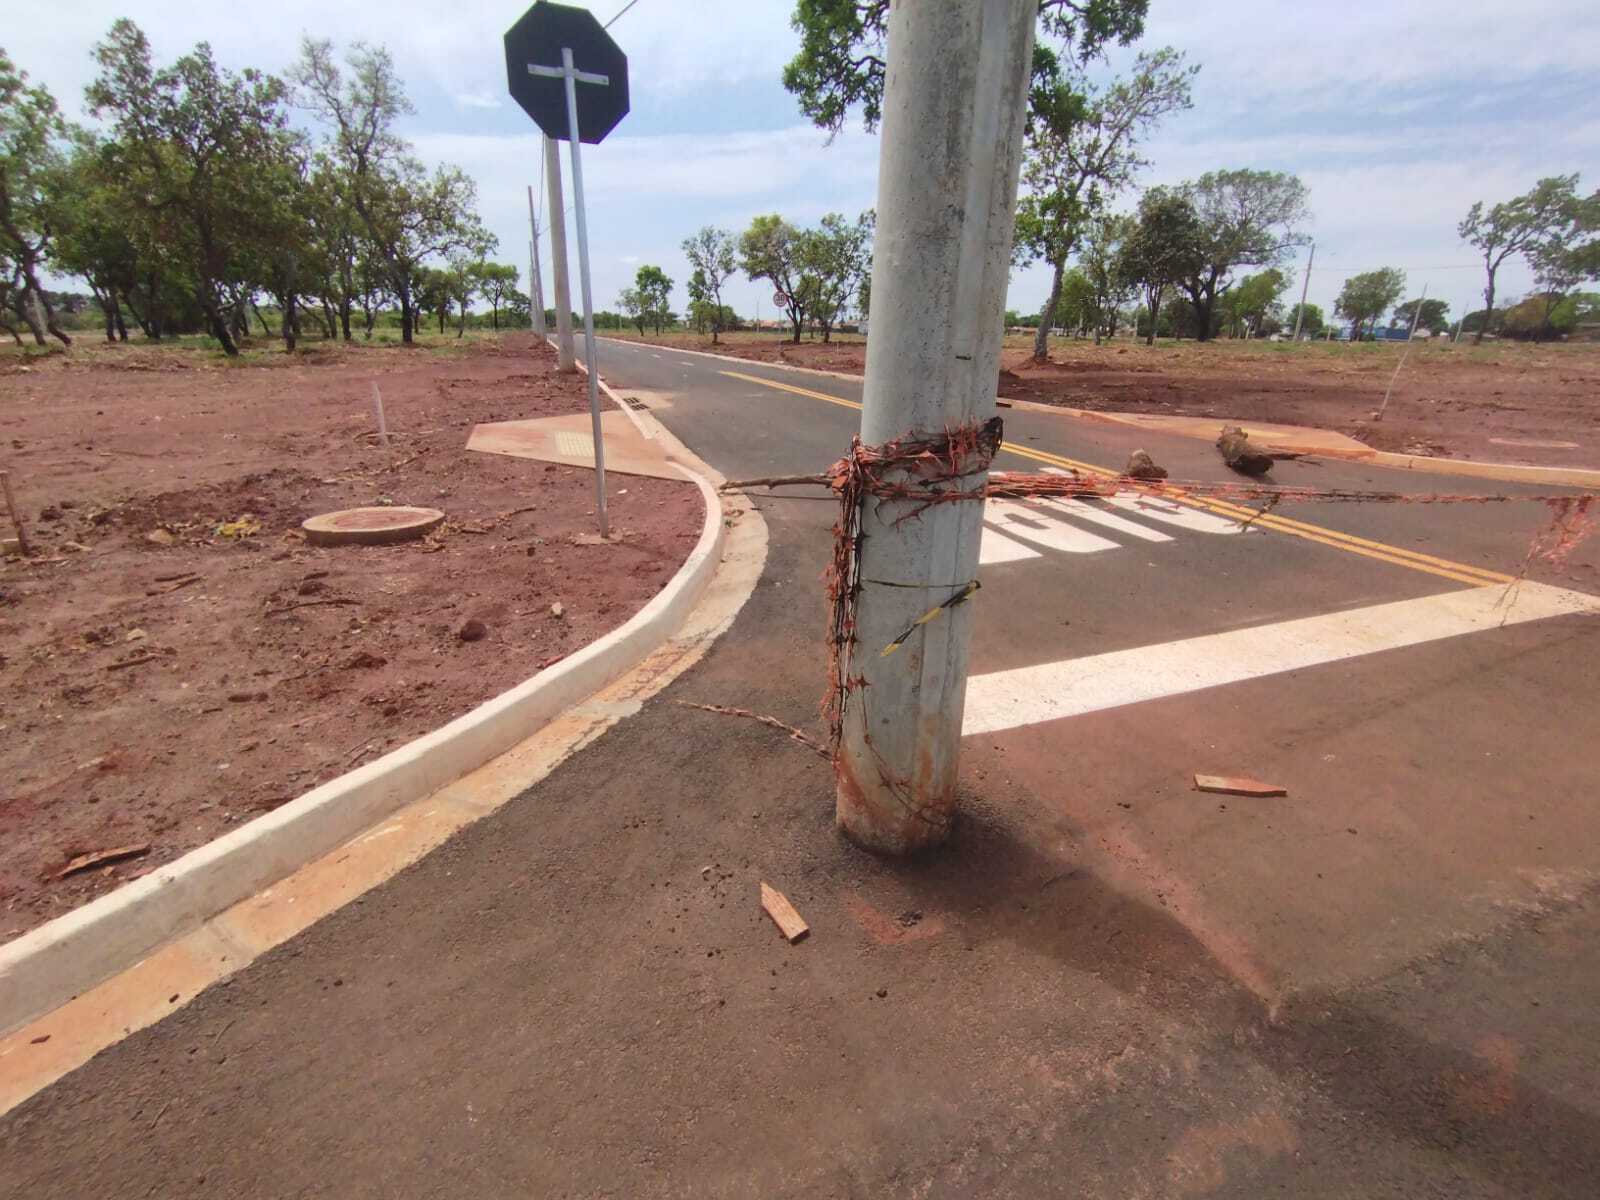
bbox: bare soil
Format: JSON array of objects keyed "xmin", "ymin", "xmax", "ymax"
[
  {"xmin": 0, "ymin": 332, "xmax": 698, "ymax": 941},
  {"xmin": 610, "ymin": 331, "xmax": 1600, "ymax": 468}
]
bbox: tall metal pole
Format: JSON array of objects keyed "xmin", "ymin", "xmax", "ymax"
[
  {"xmin": 526, "ymin": 185, "xmax": 546, "ymax": 336},
  {"xmin": 560, "ymin": 47, "xmax": 609, "ymax": 539},
  {"xmin": 1375, "ymin": 282, "xmax": 1427, "ymax": 422},
  {"xmin": 1292, "ymin": 240, "xmax": 1314, "ymax": 340},
  {"xmin": 544, "ymin": 134, "xmax": 577, "ymax": 371},
  {"xmin": 835, "ymin": 0, "xmax": 1036, "ymax": 854}
]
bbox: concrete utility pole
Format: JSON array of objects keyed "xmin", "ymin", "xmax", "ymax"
[
  {"xmin": 526, "ymin": 185, "xmax": 546, "ymax": 336},
  {"xmin": 544, "ymin": 134, "xmax": 577, "ymax": 371},
  {"xmin": 835, "ymin": 0, "xmax": 1036, "ymax": 854},
  {"xmin": 1292, "ymin": 240, "xmax": 1314, "ymax": 340}
]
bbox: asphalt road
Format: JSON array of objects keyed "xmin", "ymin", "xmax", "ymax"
[{"xmin": 3, "ymin": 338, "xmax": 1598, "ymax": 1198}]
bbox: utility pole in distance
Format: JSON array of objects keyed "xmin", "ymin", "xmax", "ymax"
[
  {"xmin": 527, "ymin": 185, "xmax": 547, "ymax": 336},
  {"xmin": 1292, "ymin": 240, "xmax": 1314, "ymax": 340},
  {"xmin": 835, "ymin": 0, "xmax": 1037, "ymax": 854},
  {"xmin": 544, "ymin": 134, "xmax": 577, "ymax": 371}
]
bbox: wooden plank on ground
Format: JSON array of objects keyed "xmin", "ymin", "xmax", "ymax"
[
  {"xmin": 1194, "ymin": 774, "xmax": 1288, "ymax": 798},
  {"xmin": 760, "ymin": 882, "xmax": 810, "ymax": 944}
]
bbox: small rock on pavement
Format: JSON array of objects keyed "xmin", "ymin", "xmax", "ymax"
[
  {"xmin": 549, "ymin": 602, "xmax": 565, "ymax": 619},
  {"xmin": 458, "ymin": 618, "xmax": 488, "ymax": 643},
  {"xmin": 1123, "ymin": 449, "xmax": 1169, "ymax": 480}
]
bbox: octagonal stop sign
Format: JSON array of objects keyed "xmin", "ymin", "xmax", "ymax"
[{"xmin": 504, "ymin": 1, "xmax": 629, "ymax": 144}]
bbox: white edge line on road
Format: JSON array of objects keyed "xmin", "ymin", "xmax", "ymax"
[{"xmin": 963, "ymin": 581, "xmax": 1600, "ymax": 735}]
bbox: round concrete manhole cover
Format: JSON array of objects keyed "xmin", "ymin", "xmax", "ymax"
[{"xmin": 302, "ymin": 506, "xmax": 445, "ymax": 547}]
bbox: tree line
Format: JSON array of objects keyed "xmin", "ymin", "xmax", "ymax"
[
  {"xmin": 783, "ymin": 2, "xmax": 1599, "ymax": 350},
  {"xmin": 0, "ymin": 25, "xmax": 528, "ymax": 355},
  {"xmin": 616, "ymin": 211, "xmax": 874, "ymax": 345}
]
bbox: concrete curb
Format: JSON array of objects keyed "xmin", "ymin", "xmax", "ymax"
[
  {"xmin": 0, "ymin": 423, "xmax": 728, "ymax": 1038},
  {"xmin": 598, "ymin": 338, "xmax": 1600, "ymax": 490}
]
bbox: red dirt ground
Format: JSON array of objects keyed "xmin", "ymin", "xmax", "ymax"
[
  {"xmin": 609, "ymin": 332, "xmax": 1600, "ymax": 469},
  {"xmin": 0, "ymin": 332, "xmax": 698, "ymax": 941}
]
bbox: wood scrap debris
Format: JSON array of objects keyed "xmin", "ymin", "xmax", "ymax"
[
  {"xmin": 55, "ymin": 842, "xmax": 151, "ymax": 880},
  {"xmin": 106, "ymin": 653, "xmax": 164, "ymax": 672},
  {"xmin": 1216, "ymin": 425, "xmax": 1275, "ymax": 476},
  {"xmin": 146, "ymin": 573, "xmax": 202, "ymax": 595},
  {"xmin": 761, "ymin": 882, "xmax": 810, "ymax": 944},
  {"xmin": 670, "ymin": 700, "xmax": 830, "ymax": 760},
  {"xmin": 1194, "ymin": 773, "xmax": 1288, "ymax": 798}
]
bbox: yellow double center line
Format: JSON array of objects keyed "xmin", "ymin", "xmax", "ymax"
[{"xmin": 720, "ymin": 369, "xmax": 1512, "ymax": 589}]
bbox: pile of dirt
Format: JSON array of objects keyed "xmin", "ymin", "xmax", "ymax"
[{"xmin": 0, "ymin": 333, "xmax": 699, "ymax": 940}]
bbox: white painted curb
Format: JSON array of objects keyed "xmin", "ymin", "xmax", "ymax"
[{"xmin": 0, "ymin": 459, "xmax": 727, "ymax": 1037}]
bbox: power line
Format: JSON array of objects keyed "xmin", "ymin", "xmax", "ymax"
[{"xmin": 604, "ymin": 0, "xmax": 641, "ymax": 28}]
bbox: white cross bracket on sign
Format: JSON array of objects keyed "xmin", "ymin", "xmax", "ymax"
[{"xmin": 529, "ymin": 48, "xmax": 609, "ymax": 143}]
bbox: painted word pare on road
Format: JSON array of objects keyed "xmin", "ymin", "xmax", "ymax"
[{"xmin": 980, "ymin": 487, "xmax": 1256, "ymax": 565}]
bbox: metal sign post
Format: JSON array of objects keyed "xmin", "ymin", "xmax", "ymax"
[
  {"xmin": 531, "ymin": 49, "xmax": 610, "ymax": 536},
  {"xmin": 505, "ymin": 1, "xmax": 630, "ymax": 540}
]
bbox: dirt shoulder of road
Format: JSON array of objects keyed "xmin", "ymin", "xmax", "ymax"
[
  {"xmin": 607, "ymin": 330, "xmax": 1600, "ymax": 470},
  {"xmin": 0, "ymin": 332, "xmax": 699, "ymax": 942}
]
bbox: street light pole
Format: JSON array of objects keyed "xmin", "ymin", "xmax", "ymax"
[
  {"xmin": 835, "ymin": 0, "xmax": 1036, "ymax": 853},
  {"xmin": 1292, "ymin": 240, "xmax": 1314, "ymax": 341},
  {"xmin": 544, "ymin": 134, "xmax": 577, "ymax": 372},
  {"xmin": 526, "ymin": 185, "xmax": 546, "ymax": 336}
]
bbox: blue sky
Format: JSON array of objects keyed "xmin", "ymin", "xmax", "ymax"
[{"xmin": 12, "ymin": 1, "xmax": 1600, "ymax": 327}]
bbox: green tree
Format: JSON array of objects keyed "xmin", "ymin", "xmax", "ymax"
[
  {"xmin": 1220, "ymin": 268, "xmax": 1287, "ymax": 338},
  {"xmin": 1284, "ymin": 302, "xmax": 1324, "ymax": 339},
  {"xmin": 1048, "ymin": 267, "xmax": 1096, "ymax": 336},
  {"xmin": 303, "ymin": 153, "xmax": 370, "ymax": 341},
  {"xmin": 782, "ymin": 0, "xmax": 1152, "ymax": 135},
  {"xmin": 0, "ymin": 50, "xmax": 73, "ymax": 345},
  {"xmin": 1392, "ymin": 297, "xmax": 1449, "ymax": 334},
  {"xmin": 445, "ymin": 256, "xmax": 484, "ymax": 337},
  {"xmin": 1335, "ymin": 268, "xmax": 1405, "ymax": 339},
  {"xmin": 1016, "ymin": 48, "xmax": 1194, "ymax": 361},
  {"xmin": 86, "ymin": 20, "xmax": 302, "ymax": 356},
  {"xmin": 47, "ymin": 135, "xmax": 138, "ymax": 342},
  {"xmin": 680, "ymin": 225, "xmax": 738, "ymax": 342},
  {"xmin": 617, "ymin": 285, "xmax": 648, "ymax": 335},
  {"xmin": 740, "ymin": 214, "xmax": 808, "ymax": 342},
  {"xmin": 294, "ymin": 38, "xmax": 490, "ymax": 345},
  {"xmin": 1117, "ymin": 186, "xmax": 1200, "ymax": 346},
  {"xmin": 634, "ymin": 264, "xmax": 673, "ymax": 334},
  {"xmin": 1458, "ymin": 175, "xmax": 1586, "ymax": 345},
  {"xmin": 476, "ymin": 262, "xmax": 519, "ymax": 330},
  {"xmin": 797, "ymin": 211, "xmax": 872, "ymax": 342},
  {"xmin": 415, "ymin": 265, "xmax": 452, "ymax": 334},
  {"xmin": 1078, "ymin": 210, "xmax": 1133, "ymax": 342},
  {"xmin": 1174, "ymin": 169, "xmax": 1310, "ymax": 343}
]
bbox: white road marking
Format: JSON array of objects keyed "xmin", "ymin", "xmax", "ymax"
[
  {"xmin": 987, "ymin": 499, "xmax": 1120, "ymax": 554},
  {"xmin": 962, "ymin": 581, "xmax": 1600, "ymax": 735},
  {"xmin": 1037, "ymin": 497, "xmax": 1174, "ymax": 543},
  {"xmin": 979, "ymin": 525, "xmax": 1042, "ymax": 564},
  {"xmin": 1106, "ymin": 494, "xmax": 1261, "ymax": 535}
]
